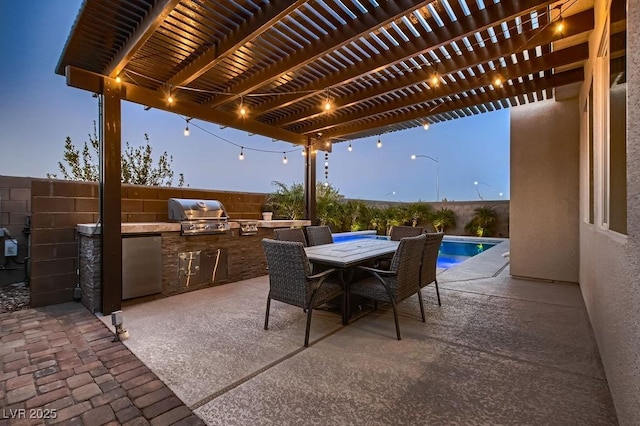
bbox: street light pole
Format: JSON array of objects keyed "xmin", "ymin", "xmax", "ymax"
[{"xmin": 411, "ymin": 154, "xmax": 439, "ymax": 201}]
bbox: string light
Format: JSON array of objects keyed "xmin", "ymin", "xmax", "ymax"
[
  {"xmin": 411, "ymin": 154, "xmax": 417, "ymax": 160},
  {"xmin": 183, "ymin": 117, "xmax": 191, "ymax": 136},
  {"xmin": 301, "ymin": 149, "xmax": 306, "ymax": 156},
  {"xmin": 430, "ymin": 73, "xmax": 440, "ymax": 87},
  {"xmin": 167, "ymin": 95, "xmax": 174, "ymax": 105},
  {"xmin": 324, "ymin": 89, "xmax": 332, "ymax": 111},
  {"xmin": 555, "ymin": 6, "xmax": 565, "ymax": 34},
  {"xmin": 348, "ymin": 142, "xmax": 352, "ymax": 152},
  {"xmin": 376, "ymin": 137, "xmax": 382, "ymax": 148},
  {"xmin": 239, "ymin": 147, "xmax": 244, "ymax": 160},
  {"xmin": 115, "ymin": 76, "xmax": 122, "ymax": 83},
  {"xmin": 324, "ymin": 152, "xmax": 329, "ymax": 185},
  {"xmin": 239, "ymin": 96, "xmax": 247, "ymax": 117},
  {"xmin": 492, "ymin": 75, "xmax": 503, "ymax": 88},
  {"xmin": 423, "ymin": 123, "xmax": 430, "ymax": 130},
  {"xmin": 282, "ymin": 152, "xmax": 288, "ymax": 164}
]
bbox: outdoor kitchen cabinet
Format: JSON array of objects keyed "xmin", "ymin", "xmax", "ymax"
[{"xmin": 122, "ymin": 235, "xmax": 162, "ymax": 299}]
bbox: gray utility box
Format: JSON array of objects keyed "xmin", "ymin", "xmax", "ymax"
[{"xmin": 122, "ymin": 235, "xmax": 163, "ymax": 300}]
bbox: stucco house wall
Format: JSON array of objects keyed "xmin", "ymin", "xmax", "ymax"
[
  {"xmin": 577, "ymin": 0, "xmax": 639, "ymax": 423},
  {"xmin": 510, "ymin": 98, "xmax": 580, "ymax": 283}
]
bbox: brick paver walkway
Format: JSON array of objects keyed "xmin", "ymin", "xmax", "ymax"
[{"xmin": 0, "ymin": 302, "xmax": 204, "ymax": 425}]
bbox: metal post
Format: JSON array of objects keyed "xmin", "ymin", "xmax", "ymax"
[
  {"xmin": 304, "ymin": 136, "xmax": 317, "ymax": 223},
  {"xmin": 101, "ymin": 79, "xmax": 122, "ymax": 315}
]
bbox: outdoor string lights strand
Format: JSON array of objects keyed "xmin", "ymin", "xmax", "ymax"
[{"xmin": 186, "ymin": 119, "xmax": 303, "ymax": 156}]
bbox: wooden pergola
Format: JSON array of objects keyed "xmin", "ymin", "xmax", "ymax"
[{"xmin": 56, "ymin": 0, "xmax": 600, "ymax": 313}]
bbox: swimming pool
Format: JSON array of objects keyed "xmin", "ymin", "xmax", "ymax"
[{"xmin": 331, "ymin": 231, "xmax": 498, "ymax": 269}]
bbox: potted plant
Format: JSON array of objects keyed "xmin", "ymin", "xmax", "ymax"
[{"xmin": 261, "ymin": 204, "xmax": 273, "ymax": 221}]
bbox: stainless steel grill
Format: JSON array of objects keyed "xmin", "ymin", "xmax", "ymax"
[{"xmin": 168, "ymin": 198, "xmax": 230, "ymax": 235}]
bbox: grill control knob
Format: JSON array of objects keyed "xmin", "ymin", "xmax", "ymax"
[
  {"xmin": 189, "ymin": 224, "xmax": 196, "ymax": 230},
  {"xmin": 203, "ymin": 224, "xmax": 210, "ymax": 230}
]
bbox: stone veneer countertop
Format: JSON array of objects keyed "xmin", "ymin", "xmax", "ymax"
[{"xmin": 76, "ymin": 220, "xmax": 311, "ymax": 235}]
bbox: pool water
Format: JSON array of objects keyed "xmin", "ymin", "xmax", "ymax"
[
  {"xmin": 437, "ymin": 241, "xmax": 497, "ymax": 269},
  {"xmin": 331, "ymin": 232, "xmax": 497, "ymax": 269}
]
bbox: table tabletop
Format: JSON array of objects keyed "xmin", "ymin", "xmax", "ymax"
[{"xmin": 304, "ymin": 239, "xmax": 400, "ymax": 268}]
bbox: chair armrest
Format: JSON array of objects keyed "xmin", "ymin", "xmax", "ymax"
[
  {"xmin": 307, "ymin": 268, "xmax": 338, "ymax": 280},
  {"xmin": 357, "ymin": 265, "xmax": 396, "ymax": 277}
]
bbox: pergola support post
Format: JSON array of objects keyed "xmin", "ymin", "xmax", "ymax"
[
  {"xmin": 304, "ymin": 137, "xmax": 317, "ymax": 224},
  {"xmin": 100, "ymin": 79, "xmax": 122, "ymax": 315}
]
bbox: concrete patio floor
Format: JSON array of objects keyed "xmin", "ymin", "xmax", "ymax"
[{"xmin": 98, "ymin": 241, "xmax": 618, "ymax": 425}]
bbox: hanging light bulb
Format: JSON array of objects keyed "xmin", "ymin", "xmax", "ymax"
[
  {"xmin": 183, "ymin": 125, "xmax": 190, "ymax": 137},
  {"xmin": 430, "ymin": 73, "xmax": 440, "ymax": 87},
  {"xmin": 239, "ymin": 147, "xmax": 244, "ymax": 160},
  {"xmin": 423, "ymin": 123, "xmax": 430, "ymax": 130},
  {"xmin": 282, "ymin": 152, "xmax": 288, "ymax": 164},
  {"xmin": 323, "ymin": 89, "xmax": 332, "ymax": 111},
  {"xmin": 115, "ymin": 76, "xmax": 122, "ymax": 84},
  {"xmin": 239, "ymin": 96, "xmax": 247, "ymax": 117},
  {"xmin": 167, "ymin": 95, "xmax": 174, "ymax": 105},
  {"xmin": 348, "ymin": 142, "xmax": 352, "ymax": 152},
  {"xmin": 376, "ymin": 137, "xmax": 382, "ymax": 148}
]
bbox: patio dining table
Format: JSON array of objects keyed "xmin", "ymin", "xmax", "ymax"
[
  {"xmin": 304, "ymin": 239, "xmax": 400, "ymax": 269},
  {"xmin": 304, "ymin": 239, "xmax": 400, "ymax": 323}
]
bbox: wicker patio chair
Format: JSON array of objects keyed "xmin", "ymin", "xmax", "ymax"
[
  {"xmin": 389, "ymin": 225, "xmax": 424, "ymax": 241},
  {"xmin": 350, "ymin": 234, "xmax": 427, "ymax": 340},
  {"xmin": 273, "ymin": 228, "xmax": 307, "ymax": 246},
  {"xmin": 419, "ymin": 233, "xmax": 445, "ymax": 317},
  {"xmin": 305, "ymin": 225, "xmax": 333, "ymax": 246},
  {"xmin": 262, "ymin": 238, "xmax": 343, "ymax": 347}
]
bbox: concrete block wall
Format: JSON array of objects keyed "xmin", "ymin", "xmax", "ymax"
[{"xmin": 0, "ymin": 176, "xmax": 31, "ymax": 284}]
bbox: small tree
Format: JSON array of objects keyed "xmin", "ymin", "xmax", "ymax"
[
  {"xmin": 465, "ymin": 206, "xmax": 498, "ymax": 237},
  {"xmin": 48, "ymin": 122, "xmax": 185, "ymax": 187}
]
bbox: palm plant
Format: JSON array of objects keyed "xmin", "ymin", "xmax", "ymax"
[
  {"xmin": 316, "ymin": 183, "xmax": 344, "ymax": 227},
  {"xmin": 465, "ymin": 206, "xmax": 498, "ymax": 237},
  {"xmin": 405, "ymin": 202, "xmax": 433, "ymax": 227},
  {"xmin": 266, "ymin": 181, "xmax": 305, "ymax": 219},
  {"xmin": 431, "ymin": 208, "xmax": 456, "ymax": 233}
]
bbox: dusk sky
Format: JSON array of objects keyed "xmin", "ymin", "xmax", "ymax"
[{"xmin": 0, "ymin": 1, "xmax": 510, "ymax": 202}]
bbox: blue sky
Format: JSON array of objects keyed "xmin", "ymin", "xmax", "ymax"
[{"xmin": 0, "ymin": 1, "xmax": 509, "ymax": 202}]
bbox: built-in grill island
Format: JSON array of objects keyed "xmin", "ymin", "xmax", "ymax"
[{"xmin": 76, "ymin": 200, "xmax": 309, "ymax": 313}]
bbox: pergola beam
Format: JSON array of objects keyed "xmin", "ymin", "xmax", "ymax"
[
  {"xmin": 65, "ymin": 66, "xmax": 306, "ymax": 145},
  {"xmin": 297, "ymin": 42, "xmax": 589, "ymax": 135},
  {"xmin": 166, "ymin": 0, "xmax": 307, "ymax": 88},
  {"xmin": 322, "ymin": 68, "xmax": 584, "ymax": 140},
  {"xmin": 251, "ymin": 0, "xmax": 560, "ymax": 117},
  {"xmin": 104, "ymin": 0, "xmax": 181, "ymax": 78},
  {"xmin": 275, "ymin": 10, "xmax": 593, "ymax": 128},
  {"xmin": 204, "ymin": 0, "xmax": 435, "ymax": 108}
]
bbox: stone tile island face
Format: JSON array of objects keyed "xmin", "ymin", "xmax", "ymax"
[{"xmin": 76, "ymin": 220, "xmax": 310, "ymax": 312}]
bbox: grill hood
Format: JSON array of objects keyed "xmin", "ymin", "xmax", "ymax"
[{"xmin": 168, "ymin": 198, "xmax": 228, "ymax": 221}]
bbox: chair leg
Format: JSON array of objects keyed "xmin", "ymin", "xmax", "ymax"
[
  {"xmin": 417, "ymin": 288, "xmax": 426, "ymax": 322},
  {"xmin": 304, "ymin": 306, "xmax": 313, "ymax": 347},
  {"xmin": 390, "ymin": 299, "xmax": 401, "ymax": 340},
  {"xmin": 264, "ymin": 297, "xmax": 271, "ymax": 330},
  {"xmin": 435, "ymin": 279, "xmax": 441, "ymax": 306}
]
